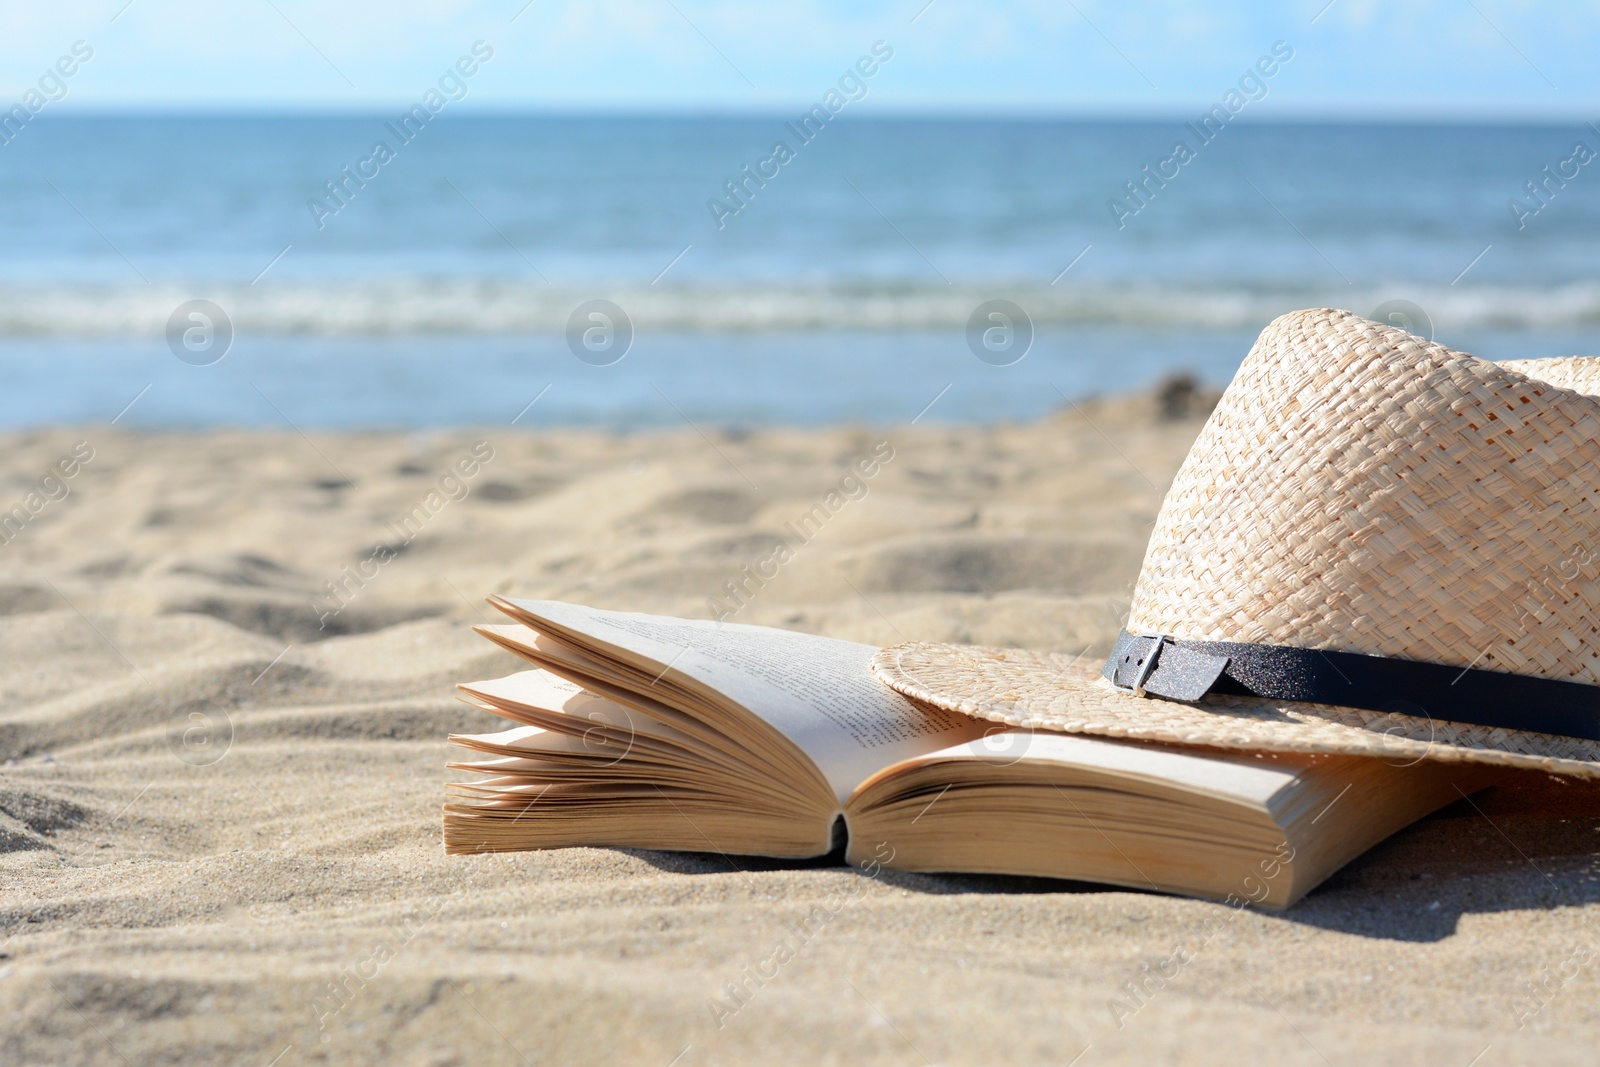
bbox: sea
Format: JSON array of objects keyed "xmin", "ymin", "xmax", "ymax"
[{"xmin": 2, "ymin": 115, "xmax": 1598, "ymax": 428}]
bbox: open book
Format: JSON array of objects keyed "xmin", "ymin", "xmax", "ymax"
[{"xmin": 444, "ymin": 599, "xmax": 1498, "ymax": 908}]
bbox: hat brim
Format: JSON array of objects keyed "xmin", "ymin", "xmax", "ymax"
[{"xmin": 873, "ymin": 642, "xmax": 1600, "ymax": 778}]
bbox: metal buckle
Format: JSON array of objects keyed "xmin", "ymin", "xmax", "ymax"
[{"xmin": 1112, "ymin": 632, "xmax": 1168, "ymax": 697}]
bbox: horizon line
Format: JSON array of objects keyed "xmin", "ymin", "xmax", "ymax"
[{"xmin": 22, "ymin": 106, "xmax": 1600, "ymax": 126}]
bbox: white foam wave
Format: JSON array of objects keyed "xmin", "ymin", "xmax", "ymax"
[{"xmin": 1, "ymin": 281, "xmax": 1598, "ymax": 336}]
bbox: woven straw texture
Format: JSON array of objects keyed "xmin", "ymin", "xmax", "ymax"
[
  {"xmin": 872, "ymin": 308, "xmax": 1600, "ymax": 774},
  {"xmin": 1127, "ymin": 308, "xmax": 1600, "ymax": 684},
  {"xmin": 871, "ymin": 643, "xmax": 1600, "ymax": 777},
  {"xmin": 1499, "ymin": 357, "xmax": 1600, "ymax": 396}
]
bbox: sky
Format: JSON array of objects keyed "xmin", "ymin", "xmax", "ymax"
[{"xmin": 1, "ymin": 0, "xmax": 1597, "ymax": 118}]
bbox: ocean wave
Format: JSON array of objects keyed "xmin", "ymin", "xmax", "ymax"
[{"xmin": 2, "ymin": 281, "xmax": 1600, "ymax": 337}]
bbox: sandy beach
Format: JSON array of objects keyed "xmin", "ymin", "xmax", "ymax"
[{"xmin": 4, "ymin": 385, "xmax": 1600, "ymax": 1066}]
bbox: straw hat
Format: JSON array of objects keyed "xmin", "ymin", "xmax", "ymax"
[{"xmin": 873, "ymin": 308, "xmax": 1600, "ymax": 777}]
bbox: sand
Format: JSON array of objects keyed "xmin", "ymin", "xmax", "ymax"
[{"xmin": 4, "ymin": 386, "xmax": 1600, "ymax": 1065}]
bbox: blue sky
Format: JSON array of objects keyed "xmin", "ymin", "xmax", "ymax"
[{"xmin": 3, "ymin": 0, "xmax": 1597, "ymax": 117}]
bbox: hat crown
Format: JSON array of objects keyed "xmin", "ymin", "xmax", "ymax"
[{"xmin": 1127, "ymin": 308, "xmax": 1600, "ymax": 685}]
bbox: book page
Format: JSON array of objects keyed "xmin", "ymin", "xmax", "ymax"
[
  {"xmin": 462, "ymin": 669, "xmax": 702, "ymax": 746},
  {"xmin": 498, "ymin": 598, "xmax": 987, "ymax": 804},
  {"xmin": 884, "ymin": 729, "xmax": 1313, "ymax": 808}
]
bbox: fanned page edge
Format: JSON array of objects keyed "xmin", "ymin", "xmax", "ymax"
[
  {"xmin": 486, "ymin": 597, "xmax": 988, "ymax": 806},
  {"xmin": 445, "ymin": 664, "xmax": 842, "ymax": 858}
]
